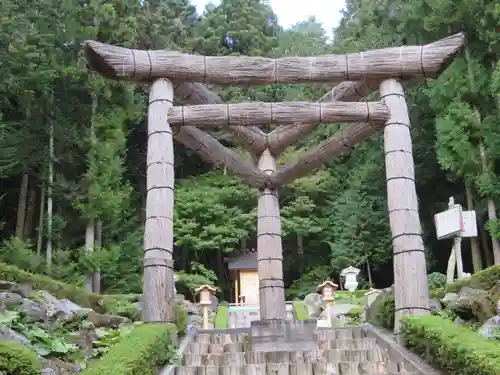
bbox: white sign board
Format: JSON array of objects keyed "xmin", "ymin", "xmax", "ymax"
[
  {"xmin": 317, "ymin": 318, "xmax": 330, "ymax": 328},
  {"xmin": 461, "ymin": 210, "xmax": 478, "ymax": 238},
  {"xmin": 434, "ymin": 205, "xmax": 463, "ymax": 240}
]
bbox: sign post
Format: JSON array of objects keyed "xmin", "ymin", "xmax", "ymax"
[{"xmin": 434, "ymin": 197, "xmax": 478, "ymax": 284}]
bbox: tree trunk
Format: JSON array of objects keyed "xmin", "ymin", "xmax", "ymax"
[
  {"xmin": 16, "ymin": 173, "xmax": 29, "ymax": 239},
  {"xmin": 297, "ymin": 235, "xmax": 304, "ymax": 272},
  {"xmin": 366, "ymin": 257, "xmax": 373, "ymax": 288},
  {"xmin": 84, "ymin": 220, "xmax": 95, "ymax": 291},
  {"xmin": 36, "ymin": 181, "xmax": 45, "ymax": 258},
  {"xmin": 465, "ymin": 180, "xmax": 482, "ymax": 272},
  {"xmin": 93, "ymin": 220, "xmax": 102, "ymax": 293},
  {"xmin": 479, "ymin": 141, "xmax": 500, "ymax": 264},
  {"xmin": 24, "ymin": 185, "xmax": 36, "ymax": 239},
  {"xmin": 478, "ymin": 214, "xmax": 494, "ymax": 267},
  {"xmin": 46, "ymin": 120, "xmax": 54, "ymax": 271},
  {"xmin": 380, "ymin": 79, "xmax": 430, "ymax": 337}
]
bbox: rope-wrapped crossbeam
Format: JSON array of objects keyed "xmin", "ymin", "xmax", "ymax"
[
  {"xmin": 269, "ymin": 122, "xmax": 382, "ymax": 188},
  {"xmin": 84, "ymin": 33, "xmax": 464, "ymax": 85},
  {"xmin": 167, "ymin": 101, "xmax": 389, "ymax": 128}
]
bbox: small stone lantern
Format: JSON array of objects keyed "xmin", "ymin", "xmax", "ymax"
[
  {"xmin": 316, "ymin": 280, "xmax": 338, "ymax": 328},
  {"xmin": 195, "ymin": 284, "xmax": 216, "ymax": 329},
  {"xmin": 340, "ymin": 266, "xmax": 360, "ymax": 292}
]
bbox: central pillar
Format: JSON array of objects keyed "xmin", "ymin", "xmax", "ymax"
[
  {"xmin": 143, "ymin": 78, "xmax": 175, "ymax": 323},
  {"xmin": 380, "ymin": 79, "xmax": 430, "ymax": 337},
  {"xmin": 257, "ymin": 148, "xmax": 286, "ymax": 320}
]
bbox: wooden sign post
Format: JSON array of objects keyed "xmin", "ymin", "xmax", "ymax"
[{"xmin": 434, "ymin": 197, "xmax": 478, "ymax": 284}]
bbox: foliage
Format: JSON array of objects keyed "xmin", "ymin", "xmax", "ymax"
[
  {"xmin": 0, "ymin": 340, "xmax": 41, "ymax": 375},
  {"xmin": 401, "ymin": 316, "xmax": 500, "ymax": 375},
  {"xmin": 346, "ymin": 306, "xmax": 365, "ymax": 325},
  {"xmin": 81, "ymin": 324, "xmax": 178, "ymax": 375},
  {"xmin": 174, "ymin": 303, "xmax": 188, "ymax": 336},
  {"xmin": 214, "ymin": 304, "xmax": 229, "ymax": 329},
  {"xmin": 427, "ymin": 272, "xmax": 447, "ymax": 290},
  {"xmin": 292, "ymin": 300, "xmax": 309, "ymax": 320}
]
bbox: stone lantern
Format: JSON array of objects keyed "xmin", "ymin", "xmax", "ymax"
[
  {"xmin": 195, "ymin": 284, "xmax": 216, "ymax": 329},
  {"xmin": 340, "ymin": 266, "xmax": 360, "ymax": 292},
  {"xmin": 316, "ymin": 280, "xmax": 338, "ymax": 327}
]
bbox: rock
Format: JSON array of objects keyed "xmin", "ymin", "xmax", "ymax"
[
  {"xmin": 478, "ymin": 315, "xmax": 500, "ymax": 339},
  {"xmin": 0, "ymin": 292, "xmax": 23, "ymax": 307},
  {"xmin": 183, "ymin": 300, "xmax": 200, "ymax": 315},
  {"xmin": 428, "ymin": 298, "xmax": 442, "ymax": 313},
  {"xmin": 10, "ymin": 283, "xmax": 33, "ymax": 298},
  {"xmin": 447, "ymin": 287, "xmax": 495, "ymax": 322},
  {"xmin": 86, "ymin": 311, "xmax": 129, "ymax": 328},
  {"xmin": 0, "ymin": 280, "xmax": 17, "ymax": 291},
  {"xmin": 67, "ymin": 329, "xmax": 98, "ymax": 359},
  {"xmin": 0, "ymin": 323, "xmax": 30, "ymax": 346},
  {"xmin": 441, "ymin": 293, "xmax": 458, "ymax": 307},
  {"xmin": 42, "ymin": 358, "xmax": 82, "ymax": 375},
  {"xmin": 20, "ymin": 299, "xmax": 48, "ymax": 322},
  {"xmin": 304, "ymin": 293, "xmax": 322, "ymax": 318}
]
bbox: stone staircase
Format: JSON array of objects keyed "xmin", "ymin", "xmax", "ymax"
[
  {"xmin": 174, "ymin": 327, "xmax": 420, "ymax": 375},
  {"xmin": 228, "ymin": 304, "xmax": 295, "ymax": 328}
]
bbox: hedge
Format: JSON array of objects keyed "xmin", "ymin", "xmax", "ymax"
[
  {"xmin": 0, "ymin": 341, "xmax": 41, "ymax": 375},
  {"xmin": 214, "ymin": 303, "xmax": 229, "ymax": 328},
  {"xmin": 0, "ymin": 262, "xmax": 124, "ymax": 313},
  {"xmin": 444, "ymin": 265, "xmax": 500, "ymax": 294},
  {"xmin": 81, "ymin": 323, "xmax": 177, "ymax": 375},
  {"xmin": 292, "ymin": 300, "xmax": 309, "ymax": 320},
  {"xmin": 401, "ymin": 315, "xmax": 500, "ymax": 375}
]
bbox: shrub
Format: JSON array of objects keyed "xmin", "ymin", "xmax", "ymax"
[
  {"xmin": 401, "ymin": 315, "xmax": 500, "ymax": 375},
  {"xmin": 0, "ymin": 341, "xmax": 41, "ymax": 375},
  {"xmin": 292, "ymin": 300, "xmax": 309, "ymax": 320},
  {"xmin": 0, "ymin": 262, "xmax": 120, "ymax": 313},
  {"xmin": 81, "ymin": 323, "xmax": 177, "ymax": 375},
  {"xmin": 214, "ymin": 304, "xmax": 229, "ymax": 328},
  {"xmin": 427, "ymin": 272, "xmax": 446, "ymax": 290},
  {"xmin": 174, "ymin": 303, "xmax": 188, "ymax": 335}
]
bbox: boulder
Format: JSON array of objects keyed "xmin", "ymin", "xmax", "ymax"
[
  {"xmin": 42, "ymin": 358, "xmax": 81, "ymax": 375},
  {"xmin": 0, "ymin": 292, "xmax": 23, "ymax": 307},
  {"xmin": 0, "ymin": 323, "xmax": 30, "ymax": 346},
  {"xmin": 440, "ymin": 293, "xmax": 458, "ymax": 307},
  {"xmin": 86, "ymin": 311, "xmax": 129, "ymax": 328},
  {"xmin": 446, "ymin": 287, "xmax": 495, "ymax": 322},
  {"xmin": 478, "ymin": 315, "xmax": 500, "ymax": 339},
  {"xmin": 304, "ymin": 293, "xmax": 322, "ymax": 318},
  {"xmin": 20, "ymin": 299, "xmax": 48, "ymax": 322}
]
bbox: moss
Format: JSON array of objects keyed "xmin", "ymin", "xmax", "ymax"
[
  {"xmin": 445, "ymin": 265, "xmax": 500, "ymax": 293},
  {"xmin": 401, "ymin": 315, "xmax": 500, "ymax": 375},
  {"xmin": 292, "ymin": 300, "xmax": 309, "ymax": 320},
  {"xmin": 81, "ymin": 323, "xmax": 177, "ymax": 375},
  {"xmin": 347, "ymin": 306, "xmax": 364, "ymax": 317},
  {"xmin": 214, "ymin": 304, "xmax": 229, "ymax": 328},
  {"xmin": 0, "ymin": 262, "xmax": 120, "ymax": 314},
  {"xmin": 0, "ymin": 341, "xmax": 41, "ymax": 375}
]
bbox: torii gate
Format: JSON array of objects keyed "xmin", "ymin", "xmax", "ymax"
[{"xmin": 83, "ymin": 33, "xmax": 464, "ymax": 333}]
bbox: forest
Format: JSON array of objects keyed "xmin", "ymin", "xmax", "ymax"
[{"xmin": 0, "ymin": 0, "xmax": 499, "ymax": 302}]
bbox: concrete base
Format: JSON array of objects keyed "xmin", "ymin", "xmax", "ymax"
[{"xmin": 250, "ymin": 319, "xmax": 318, "ymax": 352}]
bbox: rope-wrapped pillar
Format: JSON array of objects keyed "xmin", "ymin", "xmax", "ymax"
[
  {"xmin": 257, "ymin": 148, "xmax": 286, "ymax": 320},
  {"xmin": 380, "ymin": 79, "xmax": 430, "ymax": 336},
  {"xmin": 143, "ymin": 78, "xmax": 175, "ymax": 323}
]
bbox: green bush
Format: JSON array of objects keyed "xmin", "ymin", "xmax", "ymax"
[
  {"xmin": 445, "ymin": 265, "xmax": 500, "ymax": 293},
  {"xmin": 0, "ymin": 341, "xmax": 41, "ymax": 375},
  {"xmin": 214, "ymin": 304, "xmax": 229, "ymax": 328},
  {"xmin": 427, "ymin": 272, "xmax": 446, "ymax": 290},
  {"xmin": 401, "ymin": 315, "xmax": 500, "ymax": 375},
  {"xmin": 81, "ymin": 323, "xmax": 177, "ymax": 375},
  {"xmin": 292, "ymin": 300, "xmax": 309, "ymax": 320},
  {"xmin": 174, "ymin": 303, "xmax": 188, "ymax": 335}
]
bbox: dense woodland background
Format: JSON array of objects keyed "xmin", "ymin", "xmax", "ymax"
[{"xmin": 0, "ymin": 0, "xmax": 499, "ymax": 301}]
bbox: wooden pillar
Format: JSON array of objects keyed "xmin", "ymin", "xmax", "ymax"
[
  {"xmin": 257, "ymin": 148, "xmax": 286, "ymax": 320},
  {"xmin": 143, "ymin": 78, "xmax": 175, "ymax": 323},
  {"xmin": 380, "ymin": 79, "xmax": 430, "ymax": 336}
]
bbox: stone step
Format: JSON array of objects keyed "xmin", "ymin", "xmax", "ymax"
[
  {"xmin": 187, "ymin": 338, "xmax": 378, "ymax": 356},
  {"xmin": 183, "ymin": 348, "xmax": 388, "ymax": 366},
  {"xmin": 175, "ymin": 363, "xmax": 416, "ymax": 375}
]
